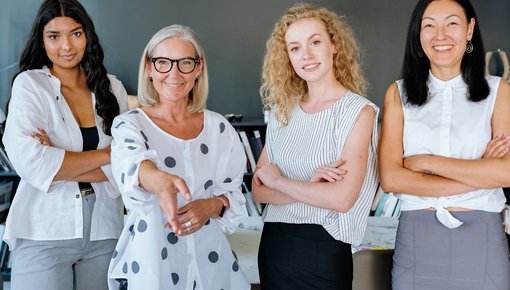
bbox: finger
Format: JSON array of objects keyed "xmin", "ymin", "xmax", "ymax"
[
  {"xmin": 331, "ymin": 159, "xmax": 347, "ymax": 168},
  {"xmin": 175, "ymin": 180, "xmax": 191, "ymax": 201},
  {"xmin": 493, "ymin": 144, "xmax": 510, "ymax": 158}
]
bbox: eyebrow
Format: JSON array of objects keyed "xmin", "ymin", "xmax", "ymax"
[
  {"xmin": 422, "ymin": 14, "xmax": 462, "ymax": 21},
  {"xmin": 286, "ymin": 33, "xmax": 321, "ymax": 47},
  {"xmin": 44, "ymin": 25, "xmax": 84, "ymax": 34}
]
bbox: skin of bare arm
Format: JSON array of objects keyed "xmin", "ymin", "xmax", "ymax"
[{"xmin": 254, "ymin": 106, "xmax": 375, "ymax": 213}]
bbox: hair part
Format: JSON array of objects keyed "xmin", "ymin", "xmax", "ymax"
[
  {"xmin": 137, "ymin": 24, "xmax": 209, "ymax": 113},
  {"xmin": 401, "ymin": 0, "xmax": 489, "ymax": 106},
  {"xmin": 260, "ymin": 3, "xmax": 367, "ymax": 126},
  {"xmin": 12, "ymin": 0, "xmax": 119, "ymax": 135}
]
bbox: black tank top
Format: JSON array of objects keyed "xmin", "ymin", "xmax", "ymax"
[{"xmin": 78, "ymin": 126, "xmax": 99, "ymax": 190}]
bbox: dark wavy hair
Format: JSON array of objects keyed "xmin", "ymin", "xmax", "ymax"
[
  {"xmin": 401, "ymin": 0, "xmax": 488, "ymax": 106},
  {"xmin": 11, "ymin": 0, "xmax": 119, "ymax": 135}
]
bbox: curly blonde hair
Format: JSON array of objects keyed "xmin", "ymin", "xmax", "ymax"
[{"xmin": 260, "ymin": 3, "xmax": 367, "ymax": 126}]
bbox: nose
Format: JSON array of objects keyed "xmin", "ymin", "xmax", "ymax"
[
  {"xmin": 434, "ymin": 26, "xmax": 446, "ymax": 40},
  {"xmin": 302, "ymin": 46, "xmax": 313, "ymax": 60},
  {"xmin": 61, "ymin": 36, "xmax": 72, "ymax": 50}
]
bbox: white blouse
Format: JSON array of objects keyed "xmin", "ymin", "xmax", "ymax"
[
  {"xmin": 2, "ymin": 67, "xmax": 128, "ymax": 248},
  {"xmin": 397, "ymin": 72, "xmax": 507, "ymax": 228},
  {"xmin": 108, "ymin": 109, "xmax": 249, "ymax": 290},
  {"xmin": 263, "ymin": 92, "xmax": 380, "ymax": 245}
]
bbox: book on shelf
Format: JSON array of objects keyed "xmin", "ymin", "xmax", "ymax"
[
  {"xmin": 238, "ymin": 131, "xmax": 257, "ymax": 173},
  {"xmin": 0, "ymin": 146, "xmax": 14, "ymax": 172},
  {"xmin": 248, "ymin": 130, "xmax": 264, "ymax": 161},
  {"xmin": 373, "ymin": 191, "xmax": 401, "ymax": 217},
  {"xmin": 241, "ymin": 182, "xmax": 262, "ymax": 217},
  {"xmin": 0, "ymin": 180, "xmax": 13, "ymax": 213}
]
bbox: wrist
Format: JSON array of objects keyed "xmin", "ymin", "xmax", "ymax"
[{"xmin": 215, "ymin": 195, "xmax": 229, "ymax": 218}]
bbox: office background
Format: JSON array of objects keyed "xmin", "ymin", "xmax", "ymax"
[{"xmin": 1, "ymin": 0, "xmax": 509, "ymax": 119}]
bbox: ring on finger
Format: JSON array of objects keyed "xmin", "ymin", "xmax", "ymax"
[
  {"xmin": 187, "ymin": 227, "xmax": 192, "ymax": 232},
  {"xmin": 184, "ymin": 221, "xmax": 192, "ymax": 228}
]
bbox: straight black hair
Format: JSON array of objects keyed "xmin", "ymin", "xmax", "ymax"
[
  {"xmin": 11, "ymin": 0, "xmax": 119, "ymax": 135},
  {"xmin": 401, "ymin": 0, "xmax": 489, "ymax": 106}
]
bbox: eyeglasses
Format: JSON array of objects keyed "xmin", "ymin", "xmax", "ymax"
[{"xmin": 149, "ymin": 57, "xmax": 200, "ymax": 74}]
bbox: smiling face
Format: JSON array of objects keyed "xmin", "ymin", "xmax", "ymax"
[
  {"xmin": 147, "ymin": 38, "xmax": 202, "ymax": 105},
  {"xmin": 285, "ymin": 17, "xmax": 337, "ymax": 85},
  {"xmin": 43, "ymin": 16, "xmax": 87, "ymax": 73},
  {"xmin": 420, "ymin": 0, "xmax": 475, "ymax": 77}
]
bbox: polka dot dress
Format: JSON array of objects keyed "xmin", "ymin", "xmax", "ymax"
[{"xmin": 108, "ymin": 109, "xmax": 249, "ymax": 290}]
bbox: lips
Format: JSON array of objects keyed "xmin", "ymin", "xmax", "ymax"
[
  {"xmin": 302, "ymin": 63, "xmax": 320, "ymax": 71},
  {"xmin": 433, "ymin": 45, "xmax": 453, "ymax": 52}
]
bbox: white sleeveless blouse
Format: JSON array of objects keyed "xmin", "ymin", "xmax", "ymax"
[{"xmin": 396, "ymin": 71, "xmax": 506, "ymax": 228}]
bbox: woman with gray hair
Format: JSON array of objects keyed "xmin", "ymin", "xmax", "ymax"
[{"xmin": 107, "ymin": 24, "xmax": 249, "ymax": 290}]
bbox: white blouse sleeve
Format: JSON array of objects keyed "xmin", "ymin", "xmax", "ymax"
[
  {"xmin": 3, "ymin": 74, "xmax": 65, "ymax": 193},
  {"xmin": 111, "ymin": 112, "xmax": 160, "ymax": 215},
  {"xmin": 211, "ymin": 123, "xmax": 248, "ymax": 233}
]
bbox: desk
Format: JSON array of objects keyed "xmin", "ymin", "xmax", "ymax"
[{"xmin": 227, "ymin": 216, "xmax": 398, "ymax": 284}]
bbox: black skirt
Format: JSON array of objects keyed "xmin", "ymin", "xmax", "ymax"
[{"xmin": 258, "ymin": 222, "xmax": 352, "ymax": 290}]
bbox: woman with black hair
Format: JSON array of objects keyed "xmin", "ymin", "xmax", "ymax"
[
  {"xmin": 2, "ymin": 0, "xmax": 128, "ymax": 289},
  {"xmin": 379, "ymin": 0, "xmax": 510, "ymax": 289}
]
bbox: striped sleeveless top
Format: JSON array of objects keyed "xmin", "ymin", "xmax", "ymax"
[{"xmin": 263, "ymin": 92, "xmax": 379, "ymax": 245}]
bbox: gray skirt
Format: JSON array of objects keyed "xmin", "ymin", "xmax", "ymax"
[{"xmin": 392, "ymin": 210, "xmax": 510, "ymax": 290}]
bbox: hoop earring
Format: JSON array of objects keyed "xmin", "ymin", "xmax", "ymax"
[{"xmin": 466, "ymin": 40, "xmax": 474, "ymax": 54}]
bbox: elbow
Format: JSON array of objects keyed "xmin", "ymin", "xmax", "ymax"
[{"xmin": 335, "ymin": 201, "xmax": 354, "ymax": 213}]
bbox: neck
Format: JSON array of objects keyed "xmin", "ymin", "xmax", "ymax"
[
  {"xmin": 430, "ymin": 66, "xmax": 462, "ymax": 82},
  {"xmin": 304, "ymin": 77, "xmax": 346, "ymax": 103},
  {"xmin": 51, "ymin": 66, "xmax": 86, "ymax": 88}
]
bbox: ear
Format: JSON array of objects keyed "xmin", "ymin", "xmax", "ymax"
[{"xmin": 467, "ymin": 18, "xmax": 475, "ymax": 41}]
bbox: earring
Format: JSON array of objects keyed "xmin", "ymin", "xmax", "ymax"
[
  {"xmin": 149, "ymin": 77, "xmax": 153, "ymax": 82},
  {"xmin": 466, "ymin": 40, "xmax": 474, "ymax": 54}
]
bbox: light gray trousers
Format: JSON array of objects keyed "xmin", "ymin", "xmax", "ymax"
[{"xmin": 10, "ymin": 194, "xmax": 117, "ymax": 290}]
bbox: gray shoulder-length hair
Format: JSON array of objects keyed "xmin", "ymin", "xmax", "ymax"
[{"xmin": 137, "ymin": 24, "xmax": 209, "ymax": 112}]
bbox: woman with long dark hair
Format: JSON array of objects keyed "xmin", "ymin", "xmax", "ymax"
[
  {"xmin": 379, "ymin": 0, "xmax": 510, "ymax": 289},
  {"xmin": 2, "ymin": 0, "xmax": 128, "ymax": 289}
]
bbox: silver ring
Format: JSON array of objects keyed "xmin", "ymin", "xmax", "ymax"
[{"xmin": 184, "ymin": 221, "xmax": 192, "ymax": 228}]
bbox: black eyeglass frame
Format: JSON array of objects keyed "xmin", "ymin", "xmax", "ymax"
[{"xmin": 149, "ymin": 57, "xmax": 201, "ymax": 74}]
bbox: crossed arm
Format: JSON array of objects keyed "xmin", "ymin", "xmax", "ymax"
[
  {"xmin": 252, "ymin": 106, "xmax": 375, "ymax": 213},
  {"xmin": 378, "ymin": 81, "xmax": 510, "ymax": 197}
]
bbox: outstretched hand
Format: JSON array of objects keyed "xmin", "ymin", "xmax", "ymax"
[{"xmin": 157, "ymin": 173, "xmax": 192, "ymax": 235}]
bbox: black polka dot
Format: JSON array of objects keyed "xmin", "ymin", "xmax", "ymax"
[
  {"xmin": 132, "ymin": 261, "xmax": 140, "ymax": 273},
  {"xmin": 171, "ymin": 273, "xmax": 179, "ymax": 285},
  {"xmin": 167, "ymin": 232, "xmax": 178, "ymax": 244},
  {"xmin": 204, "ymin": 180, "xmax": 213, "ymax": 190},
  {"xmin": 121, "ymin": 173, "xmax": 125, "ymax": 184},
  {"xmin": 193, "ymin": 280, "xmax": 197, "ymax": 290},
  {"xmin": 204, "ymin": 219, "xmax": 210, "ymax": 225},
  {"xmin": 140, "ymin": 131, "xmax": 148, "ymax": 141},
  {"xmin": 208, "ymin": 251, "xmax": 219, "ymax": 263},
  {"xmin": 127, "ymin": 163, "xmax": 137, "ymax": 176},
  {"xmin": 137, "ymin": 220, "xmax": 147, "ymax": 232},
  {"xmin": 165, "ymin": 157, "xmax": 176, "ymax": 168},
  {"xmin": 122, "ymin": 262, "xmax": 128, "ymax": 274},
  {"xmin": 127, "ymin": 146, "xmax": 136, "ymax": 150},
  {"xmin": 128, "ymin": 224, "xmax": 134, "ymax": 235},
  {"xmin": 232, "ymin": 250, "xmax": 238, "ymax": 261},
  {"xmin": 115, "ymin": 121, "xmax": 125, "ymax": 128},
  {"xmin": 161, "ymin": 247, "xmax": 168, "ymax": 260},
  {"xmin": 124, "ymin": 138, "xmax": 135, "ymax": 143},
  {"xmin": 112, "ymin": 250, "xmax": 118, "ymax": 259},
  {"xmin": 129, "ymin": 110, "xmax": 139, "ymax": 114},
  {"xmin": 223, "ymin": 177, "xmax": 232, "ymax": 183},
  {"xmin": 232, "ymin": 261, "xmax": 239, "ymax": 272},
  {"xmin": 200, "ymin": 144, "xmax": 209, "ymax": 154},
  {"xmin": 219, "ymin": 122, "xmax": 225, "ymax": 133},
  {"xmin": 145, "ymin": 142, "xmax": 149, "ymax": 150}
]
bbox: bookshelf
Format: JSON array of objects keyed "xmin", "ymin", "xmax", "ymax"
[{"xmin": 230, "ymin": 119, "xmax": 266, "ymax": 217}]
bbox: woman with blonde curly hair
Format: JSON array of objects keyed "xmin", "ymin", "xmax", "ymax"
[{"xmin": 253, "ymin": 4, "xmax": 379, "ymax": 289}]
